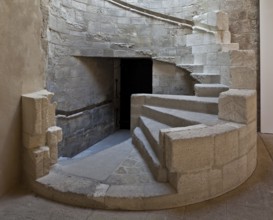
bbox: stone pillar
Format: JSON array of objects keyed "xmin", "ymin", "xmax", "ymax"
[{"xmin": 22, "ymin": 90, "xmax": 62, "ymax": 180}]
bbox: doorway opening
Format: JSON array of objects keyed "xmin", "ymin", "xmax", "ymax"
[{"xmin": 119, "ymin": 58, "xmax": 153, "ymax": 129}]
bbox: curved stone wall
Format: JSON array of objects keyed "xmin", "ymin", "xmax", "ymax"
[{"xmin": 165, "ymin": 121, "xmax": 257, "ymax": 203}]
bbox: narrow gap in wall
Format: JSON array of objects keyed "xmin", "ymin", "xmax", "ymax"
[{"xmin": 119, "ymin": 58, "xmax": 153, "ymax": 129}]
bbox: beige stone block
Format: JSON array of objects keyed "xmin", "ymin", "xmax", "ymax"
[
  {"xmin": 22, "ymin": 90, "xmax": 54, "ymax": 135},
  {"xmin": 215, "ymin": 31, "xmax": 231, "ymax": 44},
  {"xmin": 247, "ymin": 145, "xmax": 257, "ymax": 177},
  {"xmin": 160, "ymin": 125, "xmax": 208, "ymax": 166},
  {"xmin": 22, "ymin": 96, "xmax": 43, "ymax": 135},
  {"xmin": 41, "ymin": 96, "xmax": 49, "ymax": 132},
  {"xmin": 238, "ymin": 121, "xmax": 257, "ymax": 156},
  {"xmin": 41, "ymin": 146, "xmax": 51, "ymax": 175},
  {"xmin": 177, "ymin": 171, "xmax": 210, "ymax": 201},
  {"xmin": 47, "ymin": 102, "xmax": 57, "ymax": 128},
  {"xmin": 229, "ymin": 50, "xmax": 256, "ymax": 67},
  {"xmin": 223, "ymin": 159, "xmax": 239, "ymax": 191},
  {"xmin": 167, "ymin": 172, "xmax": 179, "ymax": 191},
  {"xmin": 24, "ymin": 146, "xmax": 50, "ymax": 180},
  {"xmin": 131, "ymin": 94, "xmax": 146, "ymax": 105},
  {"xmin": 36, "ymin": 89, "xmax": 54, "ymax": 101},
  {"xmin": 131, "ymin": 105, "xmax": 142, "ymax": 115},
  {"xmin": 49, "ymin": 144, "xmax": 58, "ymax": 165},
  {"xmin": 207, "ymin": 11, "xmax": 229, "ymax": 31},
  {"xmin": 238, "ymin": 155, "xmax": 248, "ymax": 183},
  {"xmin": 23, "ymin": 133, "xmax": 46, "ymax": 149},
  {"xmin": 230, "ymin": 67, "xmax": 256, "ymax": 89},
  {"xmin": 209, "ymin": 169, "xmax": 223, "ymax": 197},
  {"xmin": 130, "ymin": 116, "xmax": 139, "ymax": 133},
  {"xmin": 214, "ymin": 129, "xmax": 239, "ymax": 166},
  {"xmin": 130, "ymin": 95, "xmax": 145, "ymax": 132},
  {"xmin": 46, "ymin": 126, "xmax": 63, "ymax": 145},
  {"xmin": 24, "ymin": 148, "xmax": 43, "ymax": 180},
  {"xmin": 223, "ymin": 155, "xmax": 247, "ymax": 192},
  {"xmin": 165, "ymin": 133, "xmax": 214, "ymax": 173},
  {"xmin": 218, "ymin": 89, "xmax": 256, "ymax": 124}
]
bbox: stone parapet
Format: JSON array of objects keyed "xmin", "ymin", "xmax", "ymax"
[{"xmin": 164, "ymin": 122, "xmax": 256, "ymax": 201}]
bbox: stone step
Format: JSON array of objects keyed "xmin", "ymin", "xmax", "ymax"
[
  {"xmin": 176, "ymin": 54, "xmax": 195, "ymax": 64},
  {"xmin": 191, "ymin": 43, "xmax": 239, "ymax": 54},
  {"xmin": 132, "ymin": 127, "xmax": 168, "ymax": 182},
  {"xmin": 186, "ymin": 32, "xmax": 231, "ymax": 46},
  {"xmin": 176, "ymin": 64, "xmax": 203, "ymax": 73},
  {"xmin": 141, "ymin": 94, "xmax": 219, "ymax": 114},
  {"xmin": 195, "ymin": 83, "xmax": 229, "ymax": 97},
  {"xmin": 139, "ymin": 116, "xmax": 170, "ymax": 164},
  {"xmin": 142, "ymin": 105, "xmax": 220, "ymax": 127},
  {"xmin": 191, "ymin": 73, "xmax": 220, "ymax": 84}
]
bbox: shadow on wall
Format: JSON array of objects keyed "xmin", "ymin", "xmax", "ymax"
[{"xmin": 54, "ymin": 57, "xmax": 116, "ymax": 157}]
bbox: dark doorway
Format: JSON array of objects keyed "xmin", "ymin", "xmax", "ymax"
[{"xmin": 119, "ymin": 58, "xmax": 152, "ymax": 129}]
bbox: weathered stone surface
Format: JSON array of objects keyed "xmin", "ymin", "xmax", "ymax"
[
  {"xmin": 177, "ymin": 171, "xmax": 209, "ymax": 200},
  {"xmin": 223, "ymin": 154, "xmax": 247, "ymax": 192},
  {"xmin": 22, "ymin": 96, "xmax": 44, "ymax": 135},
  {"xmin": 57, "ymin": 103, "xmax": 115, "ymax": 157},
  {"xmin": 218, "ymin": 89, "xmax": 256, "ymax": 124},
  {"xmin": 47, "ymin": 102, "xmax": 57, "ymax": 128},
  {"xmin": 42, "ymin": 146, "xmax": 51, "ymax": 175},
  {"xmin": 247, "ymin": 145, "xmax": 257, "ymax": 177},
  {"xmin": 230, "ymin": 66, "xmax": 256, "ymax": 89},
  {"xmin": 152, "ymin": 60, "xmax": 193, "ymax": 95},
  {"xmin": 24, "ymin": 146, "xmax": 50, "ymax": 180},
  {"xmin": 47, "ymin": 126, "xmax": 63, "ymax": 145},
  {"xmin": 209, "ymin": 169, "xmax": 223, "ymax": 197},
  {"xmin": 229, "ymin": 50, "xmax": 256, "ymax": 67},
  {"xmin": 165, "ymin": 130, "xmax": 214, "ymax": 173},
  {"xmin": 131, "ymin": 94, "xmax": 146, "ymax": 132},
  {"xmin": 208, "ymin": 11, "xmax": 229, "ymax": 31},
  {"xmin": 229, "ymin": 121, "xmax": 257, "ymax": 156},
  {"xmin": 22, "ymin": 90, "xmax": 54, "ymax": 135},
  {"xmin": 49, "ymin": 144, "xmax": 58, "ymax": 165},
  {"xmin": 23, "ymin": 133, "xmax": 46, "ymax": 149},
  {"xmin": 214, "ymin": 128, "xmax": 239, "ymax": 166},
  {"xmin": 194, "ymin": 11, "xmax": 229, "ymax": 31},
  {"xmin": 22, "ymin": 90, "xmax": 62, "ymax": 179}
]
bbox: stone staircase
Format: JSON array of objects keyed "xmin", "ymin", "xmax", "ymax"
[
  {"xmin": 177, "ymin": 11, "xmax": 236, "ymax": 98},
  {"xmin": 126, "ymin": 3, "xmax": 257, "ymax": 205},
  {"xmin": 23, "ymin": 0, "xmax": 258, "ymax": 210},
  {"xmin": 131, "ymin": 94, "xmax": 221, "ymax": 182}
]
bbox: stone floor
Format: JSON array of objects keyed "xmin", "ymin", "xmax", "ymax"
[
  {"xmin": 55, "ymin": 130, "xmax": 157, "ymax": 186},
  {"xmin": 0, "ymin": 133, "xmax": 273, "ymax": 219}
]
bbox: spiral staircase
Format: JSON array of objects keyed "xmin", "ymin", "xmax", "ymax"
[{"xmin": 22, "ymin": 0, "xmax": 257, "ymax": 210}]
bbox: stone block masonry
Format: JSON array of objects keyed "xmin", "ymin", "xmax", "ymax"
[
  {"xmin": 164, "ymin": 122, "xmax": 256, "ymax": 198},
  {"xmin": 23, "ymin": 0, "xmax": 259, "ymax": 210},
  {"xmin": 47, "ymin": 56, "xmax": 116, "ymax": 157},
  {"xmin": 57, "ymin": 103, "xmax": 115, "ymax": 157},
  {"xmin": 22, "ymin": 90, "xmax": 63, "ymax": 180},
  {"xmin": 218, "ymin": 89, "xmax": 256, "ymax": 124}
]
